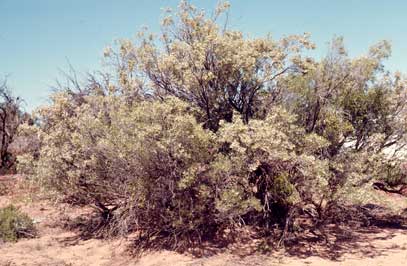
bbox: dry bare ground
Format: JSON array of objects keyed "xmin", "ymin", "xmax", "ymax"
[{"xmin": 1, "ymin": 175, "xmax": 407, "ymax": 266}]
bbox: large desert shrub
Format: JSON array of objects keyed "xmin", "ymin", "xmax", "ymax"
[
  {"xmin": 22, "ymin": 88, "xmax": 333, "ymax": 246},
  {"xmin": 17, "ymin": 0, "xmax": 407, "ymax": 249}
]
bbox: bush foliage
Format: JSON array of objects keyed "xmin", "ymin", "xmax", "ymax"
[
  {"xmin": 0, "ymin": 205, "xmax": 36, "ymax": 242},
  {"xmin": 17, "ymin": 0, "xmax": 407, "ymax": 249}
]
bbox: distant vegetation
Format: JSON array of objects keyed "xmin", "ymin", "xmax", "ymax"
[
  {"xmin": 3, "ymin": 1, "xmax": 407, "ymax": 249},
  {"xmin": 0, "ymin": 79, "xmax": 28, "ymax": 173}
]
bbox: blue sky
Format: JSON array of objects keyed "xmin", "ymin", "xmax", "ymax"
[{"xmin": 1, "ymin": 0, "xmax": 407, "ymax": 111}]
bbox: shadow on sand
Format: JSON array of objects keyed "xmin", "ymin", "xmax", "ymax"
[{"xmin": 55, "ymin": 204, "xmax": 407, "ymax": 262}]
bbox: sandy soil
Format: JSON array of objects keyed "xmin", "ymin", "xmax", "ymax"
[{"xmin": 1, "ymin": 175, "xmax": 407, "ymax": 266}]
